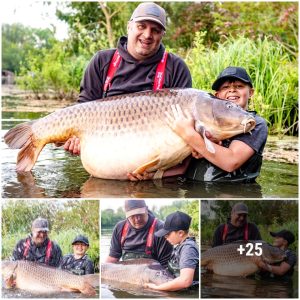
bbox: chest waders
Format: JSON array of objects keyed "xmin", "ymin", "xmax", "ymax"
[{"xmin": 121, "ymin": 218, "xmax": 158, "ymax": 260}]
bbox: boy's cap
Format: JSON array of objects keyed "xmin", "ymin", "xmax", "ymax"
[
  {"xmin": 130, "ymin": 2, "xmax": 166, "ymax": 30},
  {"xmin": 32, "ymin": 218, "xmax": 49, "ymax": 231},
  {"xmin": 270, "ymin": 230, "xmax": 295, "ymax": 245},
  {"xmin": 125, "ymin": 199, "xmax": 148, "ymax": 218},
  {"xmin": 155, "ymin": 211, "xmax": 191, "ymax": 237},
  {"xmin": 212, "ymin": 66, "xmax": 253, "ymax": 90},
  {"xmin": 231, "ymin": 203, "xmax": 249, "ymax": 215},
  {"xmin": 72, "ymin": 235, "xmax": 89, "ymax": 246}
]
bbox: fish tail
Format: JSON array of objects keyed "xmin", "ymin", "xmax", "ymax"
[{"xmin": 4, "ymin": 122, "xmax": 44, "ymax": 172}]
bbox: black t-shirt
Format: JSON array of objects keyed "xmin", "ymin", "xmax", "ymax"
[
  {"xmin": 12, "ymin": 236, "xmax": 62, "ymax": 267},
  {"xmin": 109, "ymin": 211, "xmax": 173, "ymax": 268},
  {"xmin": 212, "ymin": 221, "xmax": 262, "ymax": 247},
  {"xmin": 185, "ymin": 113, "xmax": 268, "ymax": 182},
  {"xmin": 60, "ymin": 254, "xmax": 94, "ymax": 275},
  {"xmin": 78, "ymin": 36, "xmax": 192, "ymax": 102}
]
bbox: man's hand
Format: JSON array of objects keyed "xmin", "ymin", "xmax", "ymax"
[
  {"xmin": 63, "ymin": 136, "xmax": 81, "ymax": 155},
  {"xmin": 127, "ymin": 171, "xmax": 155, "ymax": 181}
]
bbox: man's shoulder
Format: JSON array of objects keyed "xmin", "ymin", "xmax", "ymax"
[{"xmin": 90, "ymin": 48, "xmax": 117, "ymax": 66}]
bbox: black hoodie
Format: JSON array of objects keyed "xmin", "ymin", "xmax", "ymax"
[{"xmin": 78, "ymin": 36, "xmax": 192, "ymax": 102}]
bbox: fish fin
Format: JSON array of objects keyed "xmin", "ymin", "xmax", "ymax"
[
  {"xmin": 153, "ymin": 169, "xmax": 164, "ymax": 180},
  {"xmin": 132, "ymin": 157, "xmax": 160, "ymax": 174},
  {"xmin": 203, "ymin": 130, "xmax": 216, "ymax": 154},
  {"xmin": 83, "ymin": 274, "xmax": 100, "ymax": 287},
  {"xmin": 79, "ymin": 283, "xmax": 97, "ymax": 296},
  {"xmin": 4, "ymin": 122, "xmax": 44, "ymax": 172}
]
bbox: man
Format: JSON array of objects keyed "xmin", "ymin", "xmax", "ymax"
[
  {"xmin": 60, "ymin": 235, "xmax": 94, "ymax": 275},
  {"xmin": 64, "ymin": 2, "xmax": 192, "ymax": 155},
  {"xmin": 146, "ymin": 211, "xmax": 199, "ymax": 291},
  {"xmin": 258, "ymin": 230, "xmax": 297, "ymax": 279},
  {"xmin": 105, "ymin": 199, "xmax": 173, "ymax": 268},
  {"xmin": 212, "ymin": 202, "xmax": 262, "ymax": 247},
  {"xmin": 12, "ymin": 217, "xmax": 62, "ymax": 267},
  {"xmin": 129, "ymin": 66, "xmax": 268, "ymax": 182}
]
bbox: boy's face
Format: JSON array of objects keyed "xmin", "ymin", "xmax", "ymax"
[
  {"xmin": 215, "ymin": 80, "xmax": 254, "ymax": 110},
  {"xmin": 164, "ymin": 230, "xmax": 184, "ymax": 245},
  {"xmin": 73, "ymin": 242, "xmax": 88, "ymax": 257}
]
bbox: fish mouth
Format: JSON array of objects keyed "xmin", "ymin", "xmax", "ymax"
[{"xmin": 241, "ymin": 117, "xmax": 256, "ymax": 134}]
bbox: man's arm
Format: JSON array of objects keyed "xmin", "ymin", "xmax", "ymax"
[
  {"xmin": 12, "ymin": 240, "xmax": 25, "ymax": 261},
  {"xmin": 258, "ymin": 261, "xmax": 292, "ymax": 276},
  {"xmin": 212, "ymin": 225, "xmax": 224, "ymax": 247}
]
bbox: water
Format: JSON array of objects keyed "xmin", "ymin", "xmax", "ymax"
[
  {"xmin": 201, "ymin": 272, "xmax": 298, "ymax": 298},
  {"xmin": 1, "ymin": 112, "xmax": 298, "ymax": 198},
  {"xmin": 100, "ymin": 228, "xmax": 199, "ymax": 298}
]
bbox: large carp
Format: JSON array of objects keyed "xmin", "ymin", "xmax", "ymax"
[
  {"xmin": 2, "ymin": 260, "xmax": 99, "ymax": 295},
  {"xmin": 101, "ymin": 258, "xmax": 174, "ymax": 288},
  {"xmin": 4, "ymin": 88, "xmax": 256, "ymax": 179},
  {"xmin": 201, "ymin": 241, "xmax": 286, "ymax": 277}
]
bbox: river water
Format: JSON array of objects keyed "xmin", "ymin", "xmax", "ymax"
[
  {"xmin": 100, "ymin": 228, "xmax": 199, "ymax": 298},
  {"xmin": 1, "ymin": 112, "xmax": 298, "ymax": 198}
]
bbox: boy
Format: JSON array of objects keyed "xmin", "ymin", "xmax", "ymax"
[
  {"xmin": 145, "ymin": 211, "xmax": 199, "ymax": 291},
  {"xmin": 167, "ymin": 66, "xmax": 268, "ymax": 182},
  {"xmin": 60, "ymin": 235, "xmax": 94, "ymax": 275}
]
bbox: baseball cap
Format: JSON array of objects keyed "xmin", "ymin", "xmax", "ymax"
[
  {"xmin": 231, "ymin": 203, "xmax": 249, "ymax": 215},
  {"xmin": 270, "ymin": 230, "xmax": 295, "ymax": 245},
  {"xmin": 72, "ymin": 235, "xmax": 89, "ymax": 246},
  {"xmin": 212, "ymin": 66, "xmax": 253, "ymax": 90},
  {"xmin": 125, "ymin": 199, "xmax": 148, "ymax": 218},
  {"xmin": 130, "ymin": 2, "xmax": 166, "ymax": 30},
  {"xmin": 32, "ymin": 218, "xmax": 49, "ymax": 232},
  {"xmin": 155, "ymin": 211, "xmax": 191, "ymax": 237}
]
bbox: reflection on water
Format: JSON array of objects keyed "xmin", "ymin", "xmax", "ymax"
[
  {"xmin": 1, "ymin": 115, "xmax": 298, "ymax": 198},
  {"xmin": 201, "ymin": 273, "xmax": 298, "ymax": 298}
]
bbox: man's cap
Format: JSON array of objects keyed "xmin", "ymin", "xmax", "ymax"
[
  {"xmin": 130, "ymin": 2, "xmax": 166, "ymax": 30},
  {"xmin": 231, "ymin": 203, "xmax": 249, "ymax": 215},
  {"xmin": 212, "ymin": 66, "xmax": 253, "ymax": 90},
  {"xmin": 270, "ymin": 230, "xmax": 295, "ymax": 245},
  {"xmin": 31, "ymin": 218, "xmax": 49, "ymax": 232},
  {"xmin": 155, "ymin": 211, "xmax": 191, "ymax": 237},
  {"xmin": 72, "ymin": 235, "xmax": 89, "ymax": 246},
  {"xmin": 125, "ymin": 199, "xmax": 148, "ymax": 218}
]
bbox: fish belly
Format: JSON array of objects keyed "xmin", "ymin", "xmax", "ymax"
[
  {"xmin": 81, "ymin": 127, "xmax": 191, "ymax": 179},
  {"xmin": 212, "ymin": 261, "xmax": 258, "ymax": 277}
]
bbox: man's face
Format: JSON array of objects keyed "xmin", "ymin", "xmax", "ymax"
[
  {"xmin": 128, "ymin": 213, "xmax": 149, "ymax": 229},
  {"xmin": 230, "ymin": 212, "xmax": 247, "ymax": 227},
  {"xmin": 73, "ymin": 242, "xmax": 88, "ymax": 257},
  {"xmin": 32, "ymin": 229, "xmax": 48, "ymax": 245},
  {"xmin": 127, "ymin": 20, "xmax": 164, "ymax": 61},
  {"xmin": 215, "ymin": 80, "xmax": 254, "ymax": 110}
]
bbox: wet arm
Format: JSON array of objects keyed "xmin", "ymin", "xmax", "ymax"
[
  {"xmin": 259, "ymin": 261, "xmax": 291, "ymax": 276},
  {"xmin": 166, "ymin": 109, "xmax": 254, "ymax": 172},
  {"xmin": 146, "ymin": 268, "xmax": 194, "ymax": 291}
]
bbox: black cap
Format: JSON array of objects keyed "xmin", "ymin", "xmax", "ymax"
[
  {"xmin": 72, "ymin": 235, "xmax": 89, "ymax": 246},
  {"xmin": 270, "ymin": 230, "xmax": 295, "ymax": 245},
  {"xmin": 212, "ymin": 66, "xmax": 253, "ymax": 90},
  {"xmin": 155, "ymin": 211, "xmax": 191, "ymax": 237}
]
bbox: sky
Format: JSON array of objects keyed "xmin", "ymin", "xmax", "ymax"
[{"xmin": 1, "ymin": 0, "xmax": 69, "ymax": 40}]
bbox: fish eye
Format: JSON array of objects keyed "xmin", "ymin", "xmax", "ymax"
[{"xmin": 226, "ymin": 103, "xmax": 233, "ymax": 108}]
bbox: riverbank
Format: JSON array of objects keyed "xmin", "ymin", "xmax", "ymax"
[{"xmin": 2, "ymin": 85, "xmax": 298, "ymax": 164}]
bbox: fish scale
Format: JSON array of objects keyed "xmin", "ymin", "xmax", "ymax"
[
  {"xmin": 201, "ymin": 241, "xmax": 286, "ymax": 277},
  {"xmin": 2, "ymin": 260, "xmax": 99, "ymax": 295},
  {"xmin": 4, "ymin": 88, "xmax": 256, "ymax": 179}
]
